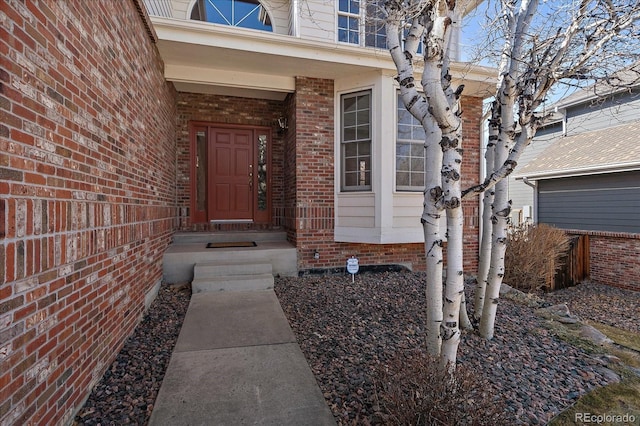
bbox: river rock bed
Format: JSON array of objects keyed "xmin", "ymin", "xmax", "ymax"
[
  {"xmin": 73, "ymin": 284, "xmax": 191, "ymax": 425},
  {"xmin": 72, "ymin": 272, "xmax": 637, "ymax": 425},
  {"xmin": 275, "ymin": 272, "xmax": 622, "ymax": 425},
  {"xmin": 544, "ymin": 280, "xmax": 640, "ymax": 334}
]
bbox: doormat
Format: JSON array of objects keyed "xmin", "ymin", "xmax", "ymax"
[{"xmin": 206, "ymin": 241, "xmax": 257, "ymax": 249}]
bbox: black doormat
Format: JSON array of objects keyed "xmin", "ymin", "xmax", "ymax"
[{"xmin": 206, "ymin": 241, "xmax": 257, "ymax": 249}]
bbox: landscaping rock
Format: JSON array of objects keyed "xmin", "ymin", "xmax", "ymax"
[
  {"xmin": 536, "ymin": 303, "xmax": 571, "ymax": 318},
  {"xmin": 580, "ymin": 324, "xmax": 614, "ymax": 346},
  {"xmin": 596, "ymin": 367, "xmax": 621, "ymax": 384}
]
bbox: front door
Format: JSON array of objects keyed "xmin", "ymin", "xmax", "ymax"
[
  {"xmin": 190, "ymin": 123, "xmax": 271, "ymax": 224},
  {"xmin": 209, "ymin": 127, "xmax": 253, "ymax": 221}
]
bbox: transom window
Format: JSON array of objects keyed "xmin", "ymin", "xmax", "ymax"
[
  {"xmin": 396, "ymin": 94, "xmax": 426, "ymax": 191},
  {"xmin": 191, "ymin": 0, "xmax": 273, "ymax": 31},
  {"xmin": 341, "ymin": 91, "xmax": 372, "ymax": 191}
]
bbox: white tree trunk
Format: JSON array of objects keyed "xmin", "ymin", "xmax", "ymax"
[
  {"xmin": 473, "ymin": 106, "xmax": 498, "ymax": 320},
  {"xmin": 386, "ymin": 10, "xmax": 445, "ymax": 356},
  {"xmin": 459, "ymin": 292, "xmax": 473, "ymax": 330},
  {"xmin": 423, "ymin": 10, "xmax": 465, "ymax": 367}
]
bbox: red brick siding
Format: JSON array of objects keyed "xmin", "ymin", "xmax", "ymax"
[
  {"xmin": 292, "ymin": 80, "xmax": 482, "ymax": 274},
  {"xmin": 1, "ymin": 1, "xmax": 177, "ymax": 424},
  {"xmin": 570, "ymin": 231, "xmax": 640, "ymax": 291},
  {"xmin": 174, "ymin": 92, "xmax": 285, "ymax": 230},
  {"xmin": 283, "ymin": 91, "xmax": 297, "ymax": 243}
]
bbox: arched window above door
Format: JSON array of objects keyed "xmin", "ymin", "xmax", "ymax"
[{"xmin": 190, "ymin": 0, "xmax": 273, "ymax": 32}]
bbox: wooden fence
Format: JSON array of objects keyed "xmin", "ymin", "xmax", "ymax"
[{"xmin": 552, "ymin": 234, "xmax": 590, "ymax": 290}]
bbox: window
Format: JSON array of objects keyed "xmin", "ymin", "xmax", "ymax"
[
  {"xmin": 190, "ymin": 0, "xmax": 273, "ymax": 32},
  {"xmin": 342, "ymin": 91, "xmax": 372, "ymax": 191},
  {"xmin": 338, "ymin": 1, "xmax": 423, "ymax": 53},
  {"xmin": 396, "ymin": 94, "xmax": 425, "ymax": 191},
  {"xmin": 338, "ymin": 0, "xmax": 360, "ymax": 44},
  {"xmin": 364, "ymin": 1, "xmax": 386, "ymax": 49}
]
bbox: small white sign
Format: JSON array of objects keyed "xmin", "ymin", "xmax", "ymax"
[{"xmin": 346, "ymin": 257, "xmax": 359, "ymax": 275}]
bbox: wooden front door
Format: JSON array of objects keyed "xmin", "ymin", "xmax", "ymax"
[
  {"xmin": 209, "ymin": 127, "xmax": 253, "ymax": 221},
  {"xmin": 190, "ymin": 123, "xmax": 271, "ymax": 224}
]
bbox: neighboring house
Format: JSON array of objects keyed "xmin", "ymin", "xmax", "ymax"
[
  {"xmin": 509, "ymin": 70, "xmax": 640, "ymax": 223},
  {"xmin": 513, "ymin": 72, "xmax": 640, "ymax": 291},
  {"xmin": 1, "ymin": 0, "xmax": 493, "ymax": 424}
]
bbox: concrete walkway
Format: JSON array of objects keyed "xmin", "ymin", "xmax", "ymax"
[{"xmin": 149, "ymin": 290, "xmax": 336, "ymax": 425}]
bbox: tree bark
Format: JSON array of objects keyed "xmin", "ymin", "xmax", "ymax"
[{"xmin": 386, "ymin": 8, "xmax": 445, "ymax": 356}]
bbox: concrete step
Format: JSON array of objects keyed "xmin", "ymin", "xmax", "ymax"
[
  {"xmin": 163, "ymin": 240, "xmax": 297, "ymax": 284},
  {"xmin": 172, "ymin": 231, "xmax": 287, "ymax": 245},
  {"xmin": 194, "ymin": 260, "xmax": 273, "ymax": 279},
  {"xmin": 192, "ymin": 273, "xmax": 275, "ymax": 293}
]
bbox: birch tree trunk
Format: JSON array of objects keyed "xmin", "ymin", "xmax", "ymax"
[
  {"xmin": 386, "ymin": 6, "xmax": 444, "ymax": 356},
  {"xmin": 421, "ymin": 9, "xmax": 465, "ymax": 368},
  {"xmin": 473, "ymin": 104, "xmax": 498, "ymax": 320}
]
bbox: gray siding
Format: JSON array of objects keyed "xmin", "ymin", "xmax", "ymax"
[
  {"xmin": 509, "ymin": 122, "xmax": 563, "ymax": 221},
  {"xmin": 538, "ymin": 170, "xmax": 640, "ymax": 233},
  {"xmin": 565, "ymin": 89, "xmax": 640, "ymax": 136}
]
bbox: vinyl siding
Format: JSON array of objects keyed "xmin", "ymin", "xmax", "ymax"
[
  {"xmin": 336, "ymin": 193, "xmax": 376, "ymax": 228},
  {"xmin": 509, "ymin": 122, "xmax": 563, "ymax": 220},
  {"xmin": 538, "ymin": 171, "xmax": 640, "ymax": 233},
  {"xmin": 565, "ymin": 89, "xmax": 640, "ymax": 136},
  {"xmin": 298, "ymin": 0, "xmax": 335, "ymax": 41}
]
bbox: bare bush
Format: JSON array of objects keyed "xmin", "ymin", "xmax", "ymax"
[
  {"xmin": 375, "ymin": 352, "xmax": 508, "ymax": 425},
  {"xmin": 504, "ymin": 224, "xmax": 570, "ymax": 293}
]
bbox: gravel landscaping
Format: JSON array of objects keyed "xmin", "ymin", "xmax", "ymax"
[
  {"xmin": 73, "ymin": 284, "xmax": 191, "ymax": 425},
  {"xmin": 545, "ymin": 280, "xmax": 640, "ymax": 334},
  {"xmin": 73, "ymin": 272, "xmax": 638, "ymax": 425}
]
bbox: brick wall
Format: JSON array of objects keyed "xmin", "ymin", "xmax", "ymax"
[
  {"xmin": 571, "ymin": 231, "xmax": 640, "ymax": 291},
  {"xmin": 1, "ymin": 1, "xmax": 177, "ymax": 424},
  {"xmin": 174, "ymin": 92, "xmax": 285, "ymax": 230},
  {"xmin": 292, "ymin": 79, "xmax": 482, "ymax": 274}
]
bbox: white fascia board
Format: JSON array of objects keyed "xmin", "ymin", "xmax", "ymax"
[
  {"xmin": 151, "ymin": 16, "xmax": 395, "ymax": 70},
  {"xmin": 515, "ymin": 163, "xmax": 640, "ymax": 181},
  {"xmin": 151, "ymin": 16, "xmax": 497, "ymax": 92},
  {"xmin": 165, "ymin": 64, "xmax": 295, "ymax": 93}
]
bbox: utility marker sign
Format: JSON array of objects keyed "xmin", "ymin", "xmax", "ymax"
[{"xmin": 347, "ymin": 257, "xmax": 359, "ymax": 282}]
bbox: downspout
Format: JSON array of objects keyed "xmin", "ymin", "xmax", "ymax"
[
  {"xmin": 522, "ymin": 177, "xmax": 537, "ymax": 223},
  {"xmin": 292, "ymin": 0, "xmax": 300, "ymax": 37}
]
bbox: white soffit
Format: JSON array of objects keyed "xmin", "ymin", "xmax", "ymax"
[{"xmin": 152, "ymin": 17, "xmax": 496, "ymax": 98}]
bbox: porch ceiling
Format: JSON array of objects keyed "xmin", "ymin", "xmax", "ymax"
[{"xmin": 152, "ymin": 17, "xmax": 496, "ymax": 100}]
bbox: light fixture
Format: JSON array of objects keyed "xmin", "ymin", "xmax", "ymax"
[{"xmin": 277, "ymin": 117, "xmax": 288, "ymax": 134}]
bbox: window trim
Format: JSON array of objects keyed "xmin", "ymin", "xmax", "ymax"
[
  {"xmin": 337, "ymin": 0, "xmax": 361, "ymax": 44},
  {"xmin": 341, "ymin": 90, "xmax": 373, "ymax": 192}
]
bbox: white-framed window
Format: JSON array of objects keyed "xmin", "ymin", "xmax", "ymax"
[
  {"xmin": 341, "ymin": 91, "xmax": 372, "ymax": 191},
  {"xmin": 396, "ymin": 93, "xmax": 426, "ymax": 191},
  {"xmin": 190, "ymin": 0, "xmax": 273, "ymax": 32},
  {"xmin": 338, "ymin": 0, "xmax": 361, "ymax": 44},
  {"xmin": 337, "ymin": 1, "xmax": 423, "ymax": 53}
]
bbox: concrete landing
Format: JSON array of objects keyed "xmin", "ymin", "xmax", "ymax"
[
  {"xmin": 149, "ymin": 290, "xmax": 336, "ymax": 425},
  {"xmin": 163, "ymin": 231, "xmax": 297, "ymax": 284}
]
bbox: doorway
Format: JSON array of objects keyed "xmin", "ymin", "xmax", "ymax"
[{"xmin": 191, "ymin": 123, "xmax": 271, "ymax": 224}]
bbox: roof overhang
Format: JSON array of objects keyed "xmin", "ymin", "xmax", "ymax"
[
  {"xmin": 515, "ymin": 163, "xmax": 640, "ymax": 181},
  {"xmin": 151, "ymin": 17, "xmax": 496, "ymax": 100}
]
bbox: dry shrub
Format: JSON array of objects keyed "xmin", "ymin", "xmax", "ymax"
[
  {"xmin": 375, "ymin": 352, "xmax": 508, "ymax": 425},
  {"xmin": 504, "ymin": 223, "xmax": 570, "ymax": 293}
]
